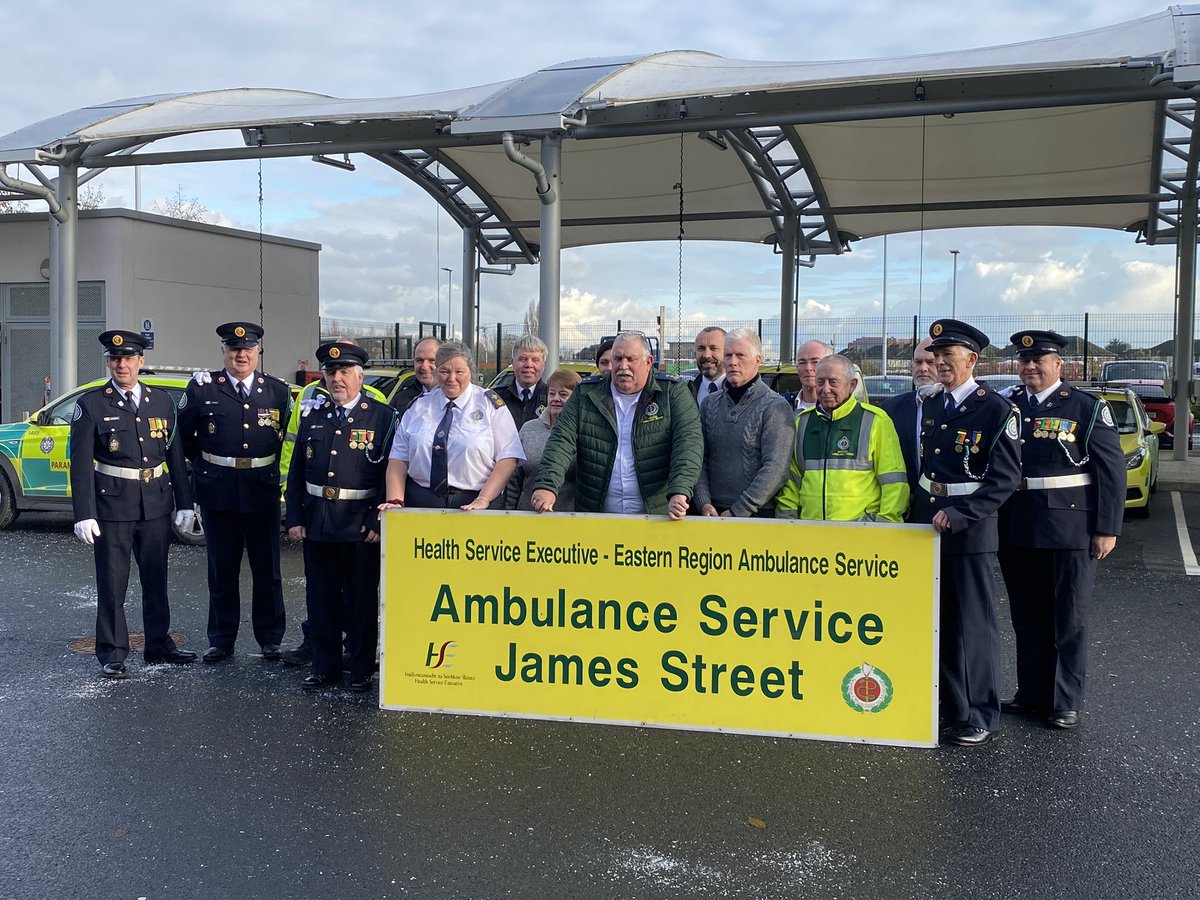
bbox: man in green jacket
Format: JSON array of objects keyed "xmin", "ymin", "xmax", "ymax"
[
  {"xmin": 776, "ymin": 354, "xmax": 909, "ymax": 522},
  {"xmin": 532, "ymin": 332, "xmax": 702, "ymax": 519}
]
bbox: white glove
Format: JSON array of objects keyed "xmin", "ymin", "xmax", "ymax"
[
  {"xmin": 174, "ymin": 508, "xmax": 196, "ymax": 532},
  {"xmin": 916, "ymin": 382, "xmax": 944, "ymax": 399},
  {"xmin": 299, "ymin": 397, "xmax": 322, "ymax": 417},
  {"xmin": 191, "ymin": 370, "xmax": 212, "ymax": 385},
  {"xmin": 74, "ymin": 519, "xmax": 101, "ymax": 544}
]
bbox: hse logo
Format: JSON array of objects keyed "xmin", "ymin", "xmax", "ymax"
[
  {"xmin": 841, "ymin": 663, "xmax": 893, "ymax": 713},
  {"xmin": 425, "ymin": 640, "xmax": 458, "ymax": 669}
]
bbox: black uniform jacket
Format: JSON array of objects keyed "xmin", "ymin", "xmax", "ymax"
[
  {"xmin": 284, "ymin": 393, "xmax": 397, "ymax": 541},
  {"xmin": 909, "ymin": 384, "xmax": 1022, "ymax": 555},
  {"xmin": 499, "ymin": 380, "xmax": 548, "ymax": 430},
  {"xmin": 178, "ymin": 370, "xmax": 291, "ymax": 513},
  {"xmin": 69, "ymin": 380, "xmax": 192, "ymax": 522},
  {"xmin": 1000, "ymin": 382, "xmax": 1125, "ymax": 549}
]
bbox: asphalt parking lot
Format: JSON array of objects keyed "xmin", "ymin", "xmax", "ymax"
[{"xmin": 1, "ymin": 496, "xmax": 1198, "ymax": 900}]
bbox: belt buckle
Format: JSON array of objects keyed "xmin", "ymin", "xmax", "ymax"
[
  {"xmin": 323, "ymin": 486, "xmax": 338, "ymax": 500},
  {"xmin": 1019, "ymin": 477, "xmax": 1029, "ymax": 491},
  {"xmin": 141, "ymin": 468, "xmax": 153, "ymax": 483},
  {"xmin": 235, "ymin": 457, "xmax": 251, "ymax": 469},
  {"xmin": 930, "ymin": 481, "xmax": 947, "ymax": 497}
]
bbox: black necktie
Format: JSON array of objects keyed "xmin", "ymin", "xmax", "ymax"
[
  {"xmin": 125, "ymin": 390, "xmax": 137, "ymax": 413},
  {"xmin": 237, "ymin": 382, "xmax": 248, "ymax": 402},
  {"xmin": 335, "ymin": 406, "xmax": 347, "ymax": 425},
  {"xmin": 944, "ymin": 393, "xmax": 956, "ymax": 414},
  {"xmin": 521, "ymin": 388, "xmax": 530, "ymax": 403},
  {"xmin": 429, "ymin": 401, "xmax": 456, "ymax": 498},
  {"xmin": 707, "ymin": 381, "xmax": 718, "ymax": 394}
]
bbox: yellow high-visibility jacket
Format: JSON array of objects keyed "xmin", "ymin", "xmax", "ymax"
[
  {"xmin": 775, "ymin": 397, "xmax": 909, "ymax": 522},
  {"xmin": 279, "ymin": 380, "xmax": 386, "ymax": 489}
]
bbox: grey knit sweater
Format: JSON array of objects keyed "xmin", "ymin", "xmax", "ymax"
[
  {"xmin": 692, "ymin": 378, "xmax": 795, "ymax": 516},
  {"xmin": 509, "ymin": 409, "xmax": 576, "ymax": 511}
]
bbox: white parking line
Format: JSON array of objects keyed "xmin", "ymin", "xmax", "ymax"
[{"xmin": 1171, "ymin": 491, "xmax": 1200, "ymax": 576}]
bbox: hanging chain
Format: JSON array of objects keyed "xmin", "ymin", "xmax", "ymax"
[
  {"xmin": 674, "ymin": 132, "xmax": 685, "ymax": 372},
  {"xmin": 917, "ymin": 109, "xmax": 927, "ymax": 328},
  {"xmin": 256, "ymin": 132, "xmax": 265, "ymax": 368}
]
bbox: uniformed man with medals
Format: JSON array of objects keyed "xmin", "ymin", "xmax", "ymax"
[
  {"xmin": 178, "ymin": 322, "xmax": 291, "ymax": 662},
  {"xmin": 998, "ymin": 330, "xmax": 1125, "ymax": 730},
  {"xmin": 911, "ymin": 319, "xmax": 1022, "ymax": 746},
  {"xmin": 70, "ymin": 330, "xmax": 197, "ymax": 678},
  {"xmin": 284, "ymin": 342, "xmax": 397, "ymax": 692}
]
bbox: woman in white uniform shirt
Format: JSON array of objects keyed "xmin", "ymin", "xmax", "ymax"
[{"xmin": 382, "ymin": 341, "xmax": 524, "ymax": 511}]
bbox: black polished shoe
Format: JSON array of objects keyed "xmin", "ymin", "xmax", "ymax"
[
  {"xmin": 101, "ymin": 662, "xmax": 128, "ymax": 679},
  {"xmin": 1001, "ymin": 696, "xmax": 1046, "ymax": 717},
  {"xmin": 347, "ymin": 676, "xmax": 373, "ymax": 693},
  {"xmin": 281, "ymin": 638, "xmax": 313, "ymax": 667},
  {"xmin": 203, "ymin": 646, "xmax": 234, "ymax": 663},
  {"xmin": 301, "ymin": 673, "xmax": 341, "ymax": 689},
  {"xmin": 144, "ymin": 648, "xmax": 198, "ymax": 664},
  {"xmin": 944, "ymin": 725, "xmax": 1000, "ymax": 747},
  {"xmin": 260, "ymin": 644, "xmax": 281, "ymax": 661},
  {"xmin": 1047, "ymin": 710, "xmax": 1080, "ymax": 729}
]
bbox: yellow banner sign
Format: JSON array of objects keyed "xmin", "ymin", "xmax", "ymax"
[{"xmin": 381, "ymin": 511, "xmax": 939, "ymax": 747}]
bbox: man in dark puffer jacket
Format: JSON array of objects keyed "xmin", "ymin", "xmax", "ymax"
[{"xmin": 532, "ymin": 332, "xmax": 702, "ymax": 519}]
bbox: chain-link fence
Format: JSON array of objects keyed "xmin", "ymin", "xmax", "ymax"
[{"xmin": 325, "ymin": 313, "xmax": 1200, "ymax": 382}]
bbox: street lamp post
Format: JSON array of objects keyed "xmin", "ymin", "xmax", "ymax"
[
  {"xmin": 440, "ymin": 266, "xmax": 453, "ymax": 338},
  {"xmin": 950, "ymin": 249, "xmax": 960, "ymax": 318}
]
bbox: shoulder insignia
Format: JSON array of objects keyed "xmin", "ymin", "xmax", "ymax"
[
  {"xmin": 73, "ymin": 403, "xmax": 82, "ymax": 422},
  {"xmin": 1005, "ymin": 412, "xmax": 1020, "ymax": 441},
  {"xmin": 484, "ymin": 388, "xmax": 505, "ymax": 409},
  {"xmin": 177, "ymin": 392, "xmax": 187, "ymax": 409},
  {"xmin": 1100, "ymin": 402, "xmax": 1114, "ymax": 427},
  {"xmin": 218, "ymin": 376, "xmax": 226, "ymax": 383},
  {"xmin": 105, "ymin": 387, "xmax": 113, "ymax": 395},
  {"xmin": 976, "ymin": 388, "xmax": 986, "ymax": 397}
]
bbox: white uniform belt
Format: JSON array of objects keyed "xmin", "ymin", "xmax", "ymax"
[
  {"xmin": 306, "ymin": 482, "xmax": 376, "ymax": 501},
  {"xmin": 919, "ymin": 475, "xmax": 981, "ymax": 497},
  {"xmin": 202, "ymin": 451, "xmax": 277, "ymax": 469},
  {"xmin": 95, "ymin": 462, "xmax": 166, "ymax": 482},
  {"xmin": 1020, "ymin": 473, "xmax": 1093, "ymax": 490}
]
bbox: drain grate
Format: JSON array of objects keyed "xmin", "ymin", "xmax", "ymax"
[{"xmin": 67, "ymin": 632, "xmax": 189, "ymax": 654}]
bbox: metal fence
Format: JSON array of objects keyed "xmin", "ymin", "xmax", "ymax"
[{"xmin": 324, "ymin": 313, "xmax": 1200, "ymax": 381}]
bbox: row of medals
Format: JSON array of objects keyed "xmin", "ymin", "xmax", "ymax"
[{"xmin": 1034, "ymin": 429, "xmax": 1076, "ymax": 441}]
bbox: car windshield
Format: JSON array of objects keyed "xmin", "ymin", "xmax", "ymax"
[
  {"xmin": 1107, "ymin": 400, "xmax": 1139, "ymax": 434},
  {"xmin": 363, "ymin": 373, "xmax": 399, "ymax": 396}
]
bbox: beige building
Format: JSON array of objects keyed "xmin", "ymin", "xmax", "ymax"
[{"xmin": 0, "ymin": 208, "xmax": 319, "ymax": 420}]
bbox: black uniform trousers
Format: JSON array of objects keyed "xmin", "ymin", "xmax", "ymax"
[
  {"xmin": 998, "ymin": 546, "xmax": 1095, "ymax": 712},
  {"xmin": 93, "ymin": 515, "xmax": 174, "ymax": 663},
  {"xmin": 203, "ymin": 507, "xmax": 286, "ymax": 649},
  {"xmin": 405, "ymin": 476, "xmax": 481, "ymax": 509},
  {"xmin": 303, "ymin": 539, "xmax": 380, "ymax": 682},
  {"xmin": 940, "ymin": 551, "xmax": 1002, "ymax": 732}
]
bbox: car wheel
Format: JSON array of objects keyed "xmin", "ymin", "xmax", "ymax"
[
  {"xmin": 171, "ymin": 506, "xmax": 206, "ymax": 545},
  {"xmin": 0, "ymin": 472, "xmax": 18, "ymax": 530}
]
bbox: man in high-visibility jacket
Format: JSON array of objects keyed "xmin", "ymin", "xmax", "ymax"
[{"xmin": 776, "ymin": 354, "xmax": 909, "ymax": 522}]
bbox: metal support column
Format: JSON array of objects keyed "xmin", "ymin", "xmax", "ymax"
[
  {"xmin": 461, "ymin": 226, "xmax": 478, "ymax": 350},
  {"xmin": 538, "ymin": 135, "xmax": 562, "ymax": 372},
  {"xmin": 779, "ymin": 216, "xmax": 797, "ymax": 364},
  {"xmin": 52, "ymin": 164, "xmax": 79, "ymax": 396},
  {"xmin": 1175, "ymin": 185, "xmax": 1197, "ymax": 460}
]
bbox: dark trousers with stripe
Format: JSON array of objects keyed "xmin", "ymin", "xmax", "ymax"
[
  {"xmin": 940, "ymin": 551, "xmax": 1002, "ymax": 732},
  {"xmin": 203, "ymin": 506, "xmax": 287, "ymax": 650},
  {"xmin": 302, "ymin": 539, "xmax": 380, "ymax": 681},
  {"xmin": 999, "ymin": 546, "xmax": 1095, "ymax": 712},
  {"xmin": 93, "ymin": 515, "xmax": 175, "ymax": 663}
]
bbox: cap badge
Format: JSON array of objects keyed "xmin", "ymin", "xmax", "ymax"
[
  {"xmin": 931, "ymin": 323, "xmax": 943, "ymax": 337},
  {"xmin": 1021, "ymin": 335, "xmax": 1034, "ymax": 347},
  {"xmin": 329, "ymin": 347, "xmax": 341, "ymax": 359},
  {"xmin": 112, "ymin": 334, "xmax": 124, "ymax": 346},
  {"xmin": 234, "ymin": 326, "xmax": 246, "ymax": 338}
]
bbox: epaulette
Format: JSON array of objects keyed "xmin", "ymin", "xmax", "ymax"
[{"xmin": 483, "ymin": 388, "xmax": 506, "ymax": 409}]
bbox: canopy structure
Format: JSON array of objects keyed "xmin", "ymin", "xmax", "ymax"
[{"xmin": 3, "ymin": 6, "xmax": 1200, "ymax": 457}]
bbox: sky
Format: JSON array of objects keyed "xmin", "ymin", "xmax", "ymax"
[{"xmin": 0, "ymin": 0, "xmax": 1184, "ymax": 349}]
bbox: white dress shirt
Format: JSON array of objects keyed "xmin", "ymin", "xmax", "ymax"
[
  {"xmin": 391, "ymin": 383, "xmax": 525, "ymax": 491},
  {"xmin": 1028, "ymin": 379, "xmax": 1063, "ymax": 406},
  {"xmin": 604, "ymin": 386, "xmax": 644, "ymax": 514}
]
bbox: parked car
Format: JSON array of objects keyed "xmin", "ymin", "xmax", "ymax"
[
  {"xmin": 1081, "ymin": 387, "xmax": 1164, "ymax": 518},
  {"xmin": 759, "ymin": 363, "xmax": 870, "ymax": 404},
  {"xmin": 863, "ymin": 375, "xmax": 911, "ymax": 399},
  {"xmin": 361, "ymin": 364, "xmax": 418, "ymax": 405},
  {"xmin": 1123, "ymin": 384, "xmax": 1194, "ymax": 450},
  {"xmin": 977, "ymin": 373, "xmax": 1022, "ymax": 392},
  {"xmin": 0, "ymin": 369, "xmax": 302, "ymax": 543},
  {"xmin": 1100, "ymin": 359, "xmax": 1169, "ymax": 388}
]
